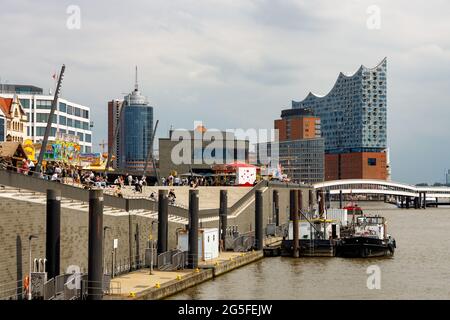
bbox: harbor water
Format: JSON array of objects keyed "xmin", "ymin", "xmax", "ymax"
[{"xmin": 168, "ymin": 202, "xmax": 450, "ymax": 299}]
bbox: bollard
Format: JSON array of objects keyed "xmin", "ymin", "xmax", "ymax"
[
  {"xmin": 88, "ymin": 189, "xmax": 104, "ymax": 300},
  {"xmin": 273, "ymin": 190, "xmax": 280, "ymax": 226},
  {"xmin": 157, "ymin": 190, "xmax": 168, "ymax": 254},
  {"xmin": 290, "ymin": 190, "xmax": 299, "ymax": 258},
  {"xmin": 219, "ymin": 190, "xmax": 228, "ymax": 251},
  {"xmin": 255, "ymin": 190, "xmax": 263, "ymax": 250},
  {"xmin": 188, "ymin": 189, "xmax": 199, "ymax": 268},
  {"xmin": 325, "ymin": 190, "xmax": 331, "ymax": 209},
  {"xmin": 46, "ymin": 189, "xmax": 61, "ymax": 279}
]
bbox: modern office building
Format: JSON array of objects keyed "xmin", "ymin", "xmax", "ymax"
[
  {"xmin": 446, "ymin": 170, "xmax": 450, "ymax": 186},
  {"xmin": 159, "ymin": 126, "xmax": 250, "ymax": 178},
  {"xmin": 0, "ymin": 84, "xmax": 93, "ymax": 152},
  {"xmin": 292, "ymin": 58, "xmax": 388, "ymax": 180},
  {"xmin": 107, "ymin": 99, "xmax": 123, "ymax": 168},
  {"xmin": 272, "ymin": 108, "xmax": 324, "ymax": 184},
  {"xmin": 108, "ymin": 70, "xmax": 154, "ymax": 174}
]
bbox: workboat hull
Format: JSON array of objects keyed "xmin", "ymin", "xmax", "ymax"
[
  {"xmin": 281, "ymin": 239, "xmax": 336, "ymax": 257},
  {"xmin": 336, "ymin": 236, "xmax": 396, "ymax": 258}
]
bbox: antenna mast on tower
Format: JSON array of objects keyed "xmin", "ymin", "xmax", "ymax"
[{"xmin": 135, "ymin": 65, "xmax": 138, "ymax": 91}]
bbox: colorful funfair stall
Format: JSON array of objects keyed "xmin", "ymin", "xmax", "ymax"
[{"xmin": 213, "ymin": 162, "xmax": 257, "ymax": 186}]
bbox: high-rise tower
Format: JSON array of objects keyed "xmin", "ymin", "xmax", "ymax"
[{"xmin": 292, "ymin": 58, "xmax": 388, "ymax": 180}]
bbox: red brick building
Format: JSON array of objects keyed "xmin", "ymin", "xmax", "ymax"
[{"xmin": 325, "ymin": 152, "xmax": 387, "ymax": 180}]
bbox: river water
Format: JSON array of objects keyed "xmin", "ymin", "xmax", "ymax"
[{"xmin": 169, "ymin": 202, "xmax": 450, "ymax": 299}]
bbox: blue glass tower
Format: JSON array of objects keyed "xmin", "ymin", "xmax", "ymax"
[{"xmin": 119, "ymin": 70, "xmax": 154, "ymax": 173}]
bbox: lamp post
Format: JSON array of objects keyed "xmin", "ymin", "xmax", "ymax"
[
  {"xmin": 103, "ymin": 226, "xmax": 111, "ymax": 274},
  {"xmin": 150, "ymin": 221, "xmax": 158, "ymax": 275},
  {"xmin": 28, "ymin": 235, "xmax": 38, "ymax": 300}
]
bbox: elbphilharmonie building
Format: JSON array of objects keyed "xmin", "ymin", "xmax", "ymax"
[{"xmin": 292, "ymin": 58, "xmax": 388, "ymax": 180}]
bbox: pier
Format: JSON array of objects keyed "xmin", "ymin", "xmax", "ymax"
[
  {"xmin": 106, "ymin": 251, "xmax": 263, "ymax": 300},
  {"xmin": 0, "ymin": 167, "xmax": 312, "ymax": 300}
]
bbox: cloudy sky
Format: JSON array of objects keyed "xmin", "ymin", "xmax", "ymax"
[{"xmin": 1, "ymin": 0, "xmax": 449, "ymax": 184}]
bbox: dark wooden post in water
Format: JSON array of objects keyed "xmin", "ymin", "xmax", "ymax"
[
  {"xmin": 339, "ymin": 190, "xmax": 343, "ymax": 209},
  {"xmin": 422, "ymin": 192, "xmax": 427, "ymax": 209},
  {"xmin": 219, "ymin": 190, "xmax": 228, "ymax": 252},
  {"xmin": 406, "ymin": 196, "xmax": 410, "ymax": 209},
  {"xmin": 157, "ymin": 190, "xmax": 168, "ymax": 254},
  {"xmin": 273, "ymin": 190, "xmax": 279, "ymax": 226},
  {"xmin": 297, "ymin": 190, "xmax": 303, "ymax": 256},
  {"xmin": 255, "ymin": 190, "xmax": 264, "ymax": 250},
  {"xmin": 401, "ymin": 196, "xmax": 404, "ymax": 208},
  {"xmin": 46, "ymin": 189, "xmax": 61, "ymax": 279},
  {"xmin": 318, "ymin": 190, "xmax": 325, "ymax": 218},
  {"xmin": 290, "ymin": 190, "xmax": 299, "ymax": 258},
  {"xmin": 325, "ymin": 190, "xmax": 331, "ymax": 209},
  {"xmin": 88, "ymin": 189, "xmax": 104, "ymax": 300},
  {"xmin": 188, "ymin": 189, "xmax": 199, "ymax": 268}
]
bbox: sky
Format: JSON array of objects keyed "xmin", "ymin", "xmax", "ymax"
[{"xmin": 1, "ymin": 0, "xmax": 449, "ymax": 184}]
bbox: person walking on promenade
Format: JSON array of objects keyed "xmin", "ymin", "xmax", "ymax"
[
  {"xmin": 114, "ymin": 185, "xmax": 123, "ymax": 198},
  {"xmin": 127, "ymin": 174, "xmax": 133, "ymax": 186},
  {"xmin": 27, "ymin": 159, "xmax": 35, "ymax": 175}
]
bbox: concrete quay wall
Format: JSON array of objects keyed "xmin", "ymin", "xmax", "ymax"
[
  {"xmin": 130, "ymin": 251, "xmax": 264, "ymax": 300},
  {"xmin": 0, "ymin": 184, "xmax": 312, "ymax": 288}
]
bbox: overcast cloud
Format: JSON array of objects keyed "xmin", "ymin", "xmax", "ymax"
[{"xmin": 1, "ymin": 0, "xmax": 450, "ymax": 184}]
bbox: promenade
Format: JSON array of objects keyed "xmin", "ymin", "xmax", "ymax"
[{"xmin": 106, "ymin": 185, "xmax": 251, "ymax": 210}]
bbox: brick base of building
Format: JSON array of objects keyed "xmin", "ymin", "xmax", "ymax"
[{"xmin": 325, "ymin": 151, "xmax": 387, "ymax": 180}]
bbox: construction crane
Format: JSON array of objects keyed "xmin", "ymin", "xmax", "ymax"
[
  {"xmin": 35, "ymin": 64, "xmax": 65, "ymax": 175},
  {"xmin": 143, "ymin": 120, "xmax": 159, "ymax": 183}
]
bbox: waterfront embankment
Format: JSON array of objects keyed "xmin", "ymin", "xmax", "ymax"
[{"xmin": 107, "ymin": 250, "xmax": 264, "ymax": 300}]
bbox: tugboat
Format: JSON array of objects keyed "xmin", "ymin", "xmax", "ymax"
[{"xmin": 336, "ymin": 213, "xmax": 396, "ymax": 258}]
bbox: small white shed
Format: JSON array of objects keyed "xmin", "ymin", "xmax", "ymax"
[{"xmin": 177, "ymin": 228, "xmax": 219, "ymax": 261}]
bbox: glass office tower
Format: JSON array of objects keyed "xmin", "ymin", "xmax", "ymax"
[{"xmin": 119, "ymin": 84, "xmax": 154, "ymax": 173}]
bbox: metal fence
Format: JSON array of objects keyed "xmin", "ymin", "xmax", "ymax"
[
  {"xmin": 157, "ymin": 250, "xmax": 188, "ymax": 271},
  {"xmin": 111, "ymin": 254, "xmax": 146, "ymax": 277},
  {"xmin": 232, "ymin": 231, "xmax": 255, "ymax": 252},
  {"xmin": 0, "ymin": 279, "xmax": 24, "ymax": 300}
]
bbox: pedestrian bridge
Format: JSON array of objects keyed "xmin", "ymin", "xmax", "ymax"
[{"xmin": 313, "ymin": 179, "xmax": 450, "ymax": 199}]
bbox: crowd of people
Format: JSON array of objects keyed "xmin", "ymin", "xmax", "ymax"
[
  {"xmin": 161, "ymin": 174, "xmax": 225, "ymax": 187},
  {"xmin": 3, "ymin": 158, "xmax": 242, "ymax": 206}
]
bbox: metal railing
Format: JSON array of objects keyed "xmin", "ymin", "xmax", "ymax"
[
  {"xmin": 112, "ymin": 254, "xmax": 146, "ymax": 277},
  {"xmin": 0, "ymin": 279, "xmax": 24, "ymax": 300},
  {"xmin": 43, "ymin": 278, "xmax": 55, "ymax": 300},
  {"xmin": 157, "ymin": 250, "xmax": 188, "ymax": 271},
  {"xmin": 232, "ymin": 231, "xmax": 255, "ymax": 252}
]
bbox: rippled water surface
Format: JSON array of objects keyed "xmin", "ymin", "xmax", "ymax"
[{"xmin": 169, "ymin": 203, "xmax": 450, "ymax": 299}]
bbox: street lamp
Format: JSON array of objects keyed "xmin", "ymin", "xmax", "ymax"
[
  {"xmin": 149, "ymin": 221, "xmax": 158, "ymax": 275},
  {"xmin": 28, "ymin": 235, "xmax": 38, "ymax": 300},
  {"xmin": 103, "ymin": 226, "xmax": 111, "ymax": 274}
]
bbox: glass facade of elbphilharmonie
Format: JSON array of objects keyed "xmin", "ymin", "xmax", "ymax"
[
  {"xmin": 292, "ymin": 58, "xmax": 388, "ymax": 180},
  {"xmin": 292, "ymin": 58, "xmax": 387, "ymax": 154}
]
